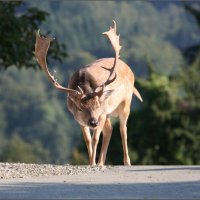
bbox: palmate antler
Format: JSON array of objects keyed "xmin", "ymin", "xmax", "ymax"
[
  {"xmin": 34, "ymin": 30, "xmax": 81, "ymax": 95},
  {"xmin": 103, "ymin": 20, "xmax": 121, "ymax": 60},
  {"xmin": 94, "ymin": 20, "xmax": 122, "ymax": 96}
]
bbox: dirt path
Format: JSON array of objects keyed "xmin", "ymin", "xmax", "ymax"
[{"xmin": 0, "ymin": 165, "xmax": 200, "ymax": 199}]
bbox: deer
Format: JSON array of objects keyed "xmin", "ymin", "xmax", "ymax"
[{"xmin": 34, "ymin": 20, "xmax": 143, "ymax": 166}]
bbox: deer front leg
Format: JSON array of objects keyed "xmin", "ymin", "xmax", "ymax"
[
  {"xmin": 91, "ymin": 114, "xmax": 106, "ymax": 166},
  {"xmin": 98, "ymin": 117, "xmax": 113, "ymax": 166},
  {"xmin": 80, "ymin": 126, "xmax": 93, "ymax": 165}
]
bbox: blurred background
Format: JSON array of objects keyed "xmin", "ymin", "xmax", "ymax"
[{"xmin": 0, "ymin": 1, "xmax": 199, "ymax": 165}]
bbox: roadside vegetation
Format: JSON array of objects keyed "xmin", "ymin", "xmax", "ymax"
[{"xmin": 0, "ymin": 1, "xmax": 199, "ymax": 164}]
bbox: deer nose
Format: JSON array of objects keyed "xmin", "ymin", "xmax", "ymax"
[{"xmin": 88, "ymin": 118, "xmax": 98, "ymax": 127}]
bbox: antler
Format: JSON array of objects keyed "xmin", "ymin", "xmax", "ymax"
[
  {"xmin": 34, "ymin": 30, "xmax": 80, "ymax": 94},
  {"xmin": 102, "ymin": 20, "xmax": 121, "ymax": 85},
  {"xmin": 103, "ymin": 20, "xmax": 121, "ymax": 61},
  {"xmin": 95, "ymin": 20, "xmax": 121, "ymax": 96}
]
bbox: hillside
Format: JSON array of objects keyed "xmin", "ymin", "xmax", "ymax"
[{"xmin": 0, "ymin": 1, "xmax": 199, "ymax": 165}]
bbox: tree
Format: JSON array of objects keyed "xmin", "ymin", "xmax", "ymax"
[
  {"xmin": 0, "ymin": 67, "xmax": 77, "ymax": 164},
  {"xmin": 183, "ymin": 3, "xmax": 200, "ymax": 63},
  {"xmin": 1, "ymin": 1, "xmax": 199, "ymax": 165},
  {"xmin": 0, "ymin": 1, "xmax": 67, "ymax": 69},
  {"xmin": 0, "ymin": 134, "xmax": 38, "ymax": 163}
]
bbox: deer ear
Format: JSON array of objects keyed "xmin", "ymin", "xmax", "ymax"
[{"xmin": 100, "ymin": 90, "xmax": 114, "ymax": 102}]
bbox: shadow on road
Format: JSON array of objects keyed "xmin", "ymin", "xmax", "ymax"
[
  {"xmin": 127, "ymin": 166, "xmax": 200, "ymax": 172},
  {"xmin": 0, "ymin": 181, "xmax": 200, "ymax": 199}
]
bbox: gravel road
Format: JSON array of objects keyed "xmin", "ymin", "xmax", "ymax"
[
  {"xmin": 0, "ymin": 164, "xmax": 200, "ymax": 199},
  {"xmin": 0, "ymin": 162, "xmax": 105, "ymax": 179}
]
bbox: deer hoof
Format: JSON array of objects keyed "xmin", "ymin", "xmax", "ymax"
[
  {"xmin": 124, "ymin": 158, "xmax": 131, "ymax": 166},
  {"xmin": 97, "ymin": 162, "xmax": 104, "ymax": 167},
  {"xmin": 90, "ymin": 162, "xmax": 96, "ymax": 166}
]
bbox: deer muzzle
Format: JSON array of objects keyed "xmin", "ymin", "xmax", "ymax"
[{"xmin": 88, "ymin": 117, "xmax": 98, "ymax": 128}]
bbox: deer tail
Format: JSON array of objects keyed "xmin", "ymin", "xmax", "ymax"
[{"xmin": 133, "ymin": 86, "xmax": 143, "ymax": 102}]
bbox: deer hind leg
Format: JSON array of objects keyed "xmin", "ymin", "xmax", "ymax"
[
  {"xmin": 91, "ymin": 114, "xmax": 106, "ymax": 166},
  {"xmin": 98, "ymin": 117, "xmax": 113, "ymax": 166},
  {"xmin": 118, "ymin": 99, "xmax": 132, "ymax": 165},
  {"xmin": 81, "ymin": 126, "xmax": 92, "ymax": 165}
]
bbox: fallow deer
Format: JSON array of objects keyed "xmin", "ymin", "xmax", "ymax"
[{"xmin": 35, "ymin": 21, "xmax": 142, "ymax": 166}]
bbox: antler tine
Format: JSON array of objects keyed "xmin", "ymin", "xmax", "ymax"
[
  {"xmin": 35, "ymin": 30, "xmax": 80, "ymax": 95},
  {"xmin": 103, "ymin": 20, "xmax": 122, "ymax": 60},
  {"xmin": 77, "ymin": 86, "xmax": 85, "ymax": 98}
]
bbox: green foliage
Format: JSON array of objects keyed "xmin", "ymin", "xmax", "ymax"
[
  {"xmin": 0, "ymin": 134, "xmax": 38, "ymax": 163},
  {"xmin": 0, "ymin": 1, "xmax": 67, "ymax": 69},
  {"xmin": 0, "ymin": 1, "xmax": 200, "ymax": 165},
  {"xmin": 0, "ymin": 67, "xmax": 76, "ymax": 164},
  {"xmin": 70, "ymin": 149, "xmax": 88, "ymax": 165}
]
